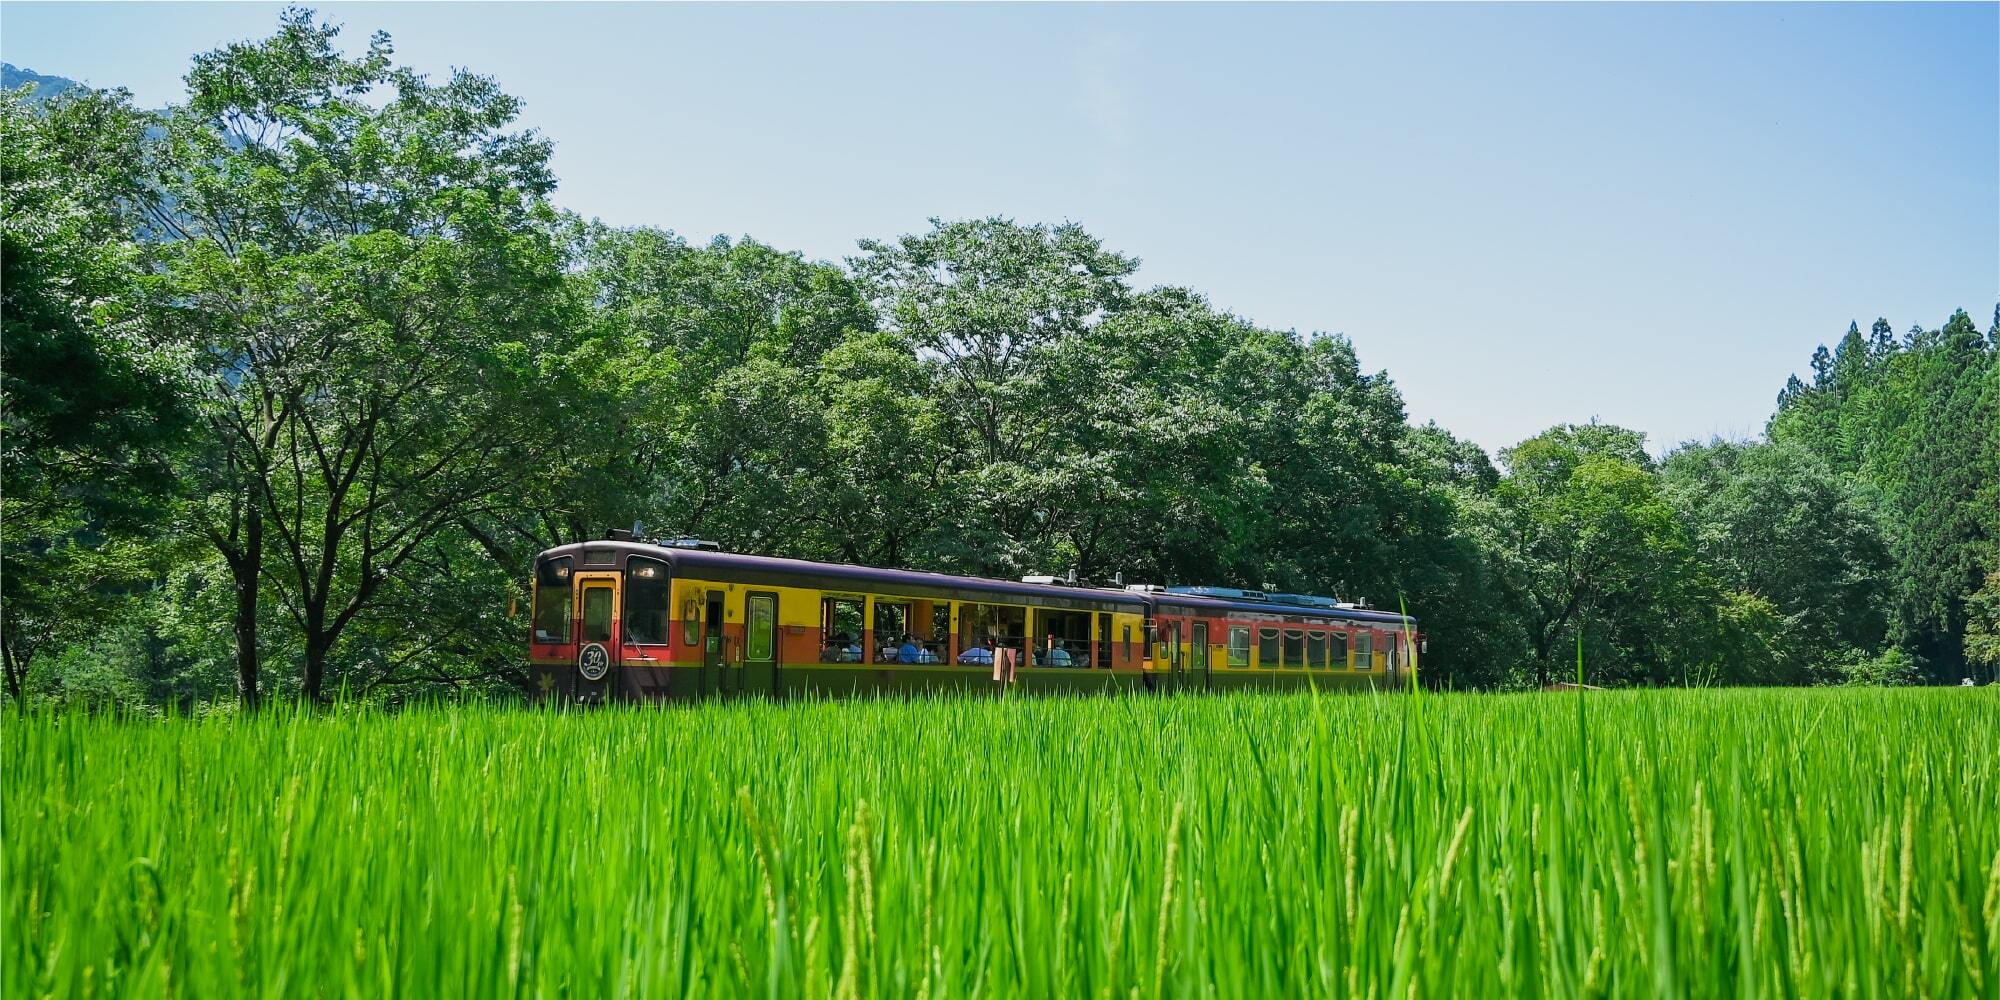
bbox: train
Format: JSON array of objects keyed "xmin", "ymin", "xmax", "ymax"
[{"xmin": 526, "ymin": 534, "xmax": 1421, "ymax": 701}]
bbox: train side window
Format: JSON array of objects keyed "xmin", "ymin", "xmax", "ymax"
[
  {"xmin": 1282, "ymin": 629, "xmax": 1304, "ymax": 669},
  {"xmin": 873, "ymin": 600, "xmax": 912, "ymax": 663},
  {"xmin": 1354, "ymin": 631, "xmax": 1373, "ymax": 670},
  {"xmin": 1305, "ymin": 631, "xmax": 1326, "ymax": 669},
  {"xmin": 1123, "ymin": 625, "xmax": 1132, "ymax": 660},
  {"xmin": 820, "ymin": 596, "xmax": 865, "ymax": 661},
  {"xmin": 1227, "ymin": 627, "xmax": 1250, "ymax": 667},
  {"xmin": 532, "ymin": 557, "xmax": 573, "ymax": 643},
  {"xmin": 1258, "ymin": 628, "xmax": 1280, "ymax": 669},
  {"xmin": 1328, "ymin": 630, "xmax": 1349, "ymax": 669}
]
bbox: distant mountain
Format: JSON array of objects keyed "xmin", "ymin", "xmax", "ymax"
[{"xmin": 2, "ymin": 63, "xmax": 83, "ymax": 103}]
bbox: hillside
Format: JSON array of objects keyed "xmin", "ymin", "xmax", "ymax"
[{"xmin": 0, "ymin": 63, "xmax": 80, "ymax": 102}]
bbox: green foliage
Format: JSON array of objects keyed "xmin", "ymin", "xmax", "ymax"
[
  {"xmin": 1490, "ymin": 425, "xmax": 1707, "ymax": 685},
  {"xmin": 137, "ymin": 6, "xmax": 584, "ymax": 702},
  {"xmin": 1837, "ymin": 647, "xmax": 1923, "ymax": 687},
  {"xmin": 1769, "ymin": 310, "xmax": 1998, "ymax": 680},
  {"xmin": 0, "ymin": 84, "xmax": 190, "ymax": 698},
  {"xmin": 1661, "ymin": 440, "xmax": 1892, "ymax": 682},
  {"xmin": 1961, "ymin": 564, "xmax": 2000, "ymax": 679},
  {"xmin": 7, "ymin": 689, "xmax": 1995, "ymax": 994}
]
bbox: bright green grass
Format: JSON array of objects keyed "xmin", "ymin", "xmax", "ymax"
[{"xmin": 6, "ymin": 688, "xmax": 1997, "ymax": 997}]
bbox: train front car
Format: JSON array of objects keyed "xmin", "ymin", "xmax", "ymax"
[
  {"xmin": 526, "ymin": 538, "xmax": 688, "ymax": 702},
  {"xmin": 526, "ymin": 538, "xmax": 1160, "ymax": 702}
]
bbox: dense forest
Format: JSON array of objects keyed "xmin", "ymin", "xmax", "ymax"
[{"xmin": 4, "ymin": 12, "xmax": 1996, "ymax": 708}]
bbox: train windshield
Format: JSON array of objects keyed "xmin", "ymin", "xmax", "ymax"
[
  {"xmin": 533, "ymin": 557, "xmax": 573, "ymax": 643},
  {"xmin": 624, "ymin": 556, "xmax": 671, "ymax": 644}
]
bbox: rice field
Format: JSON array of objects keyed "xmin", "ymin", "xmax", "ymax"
[{"xmin": 6, "ymin": 687, "xmax": 1997, "ymax": 998}]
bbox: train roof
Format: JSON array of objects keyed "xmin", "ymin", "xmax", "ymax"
[
  {"xmin": 1146, "ymin": 591, "xmax": 1414, "ymax": 626},
  {"xmin": 540, "ymin": 540, "xmax": 1146, "ymax": 612},
  {"xmin": 536, "ymin": 540, "xmax": 1415, "ymax": 626}
]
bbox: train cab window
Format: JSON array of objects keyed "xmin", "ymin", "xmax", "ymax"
[
  {"xmin": 532, "ymin": 557, "xmax": 573, "ymax": 643},
  {"xmin": 1258, "ymin": 628, "xmax": 1280, "ymax": 669},
  {"xmin": 1354, "ymin": 631, "xmax": 1373, "ymax": 670},
  {"xmin": 1328, "ymin": 630, "xmax": 1350, "ymax": 668},
  {"xmin": 1227, "ymin": 627, "xmax": 1250, "ymax": 667},
  {"xmin": 820, "ymin": 596, "xmax": 866, "ymax": 662},
  {"xmin": 1305, "ymin": 631, "xmax": 1326, "ymax": 669},
  {"xmin": 1123, "ymin": 625, "xmax": 1133, "ymax": 661},
  {"xmin": 623, "ymin": 557, "xmax": 671, "ymax": 645},
  {"xmin": 1282, "ymin": 630, "xmax": 1305, "ymax": 669}
]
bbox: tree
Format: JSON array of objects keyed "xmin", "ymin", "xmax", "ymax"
[
  {"xmin": 1892, "ymin": 310, "xmax": 1994, "ymax": 677},
  {"xmin": 1662, "ymin": 440, "xmax": 1892, "ymax": 682},
  {"xmin": 1769, "ymin": 310, "xmax": 1998, "ymax": 681},
  {"xmin": 1494, "ymin": 425, "xmax": 1707, "ymax": 686},
  {"xmin": 0, "ymin": 85, "xmax": 190, "ymax": 700},
  {"xmin": 532, "ymin": 226, "xmax": 885, "ymax": 562},
  {"xmin": 1395, "ymin": 424, "xmax": 1530, "ymax": 688},
  {"xmin": 850, "ymin": 217, "xmax": 1138, "ymax": 577},
  {"xmin": 139, "ymin": 8, "xmax": 582, "ymax": 702}
]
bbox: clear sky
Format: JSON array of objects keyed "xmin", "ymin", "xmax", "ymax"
[{"xmin": 5, "ymin": 2, "xmax": 1995, "ymax": 456}]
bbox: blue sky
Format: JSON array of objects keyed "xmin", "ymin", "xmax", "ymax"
[{"xmin": 6, "ymin": 2, "xmax": 1994, "ymax": 455}]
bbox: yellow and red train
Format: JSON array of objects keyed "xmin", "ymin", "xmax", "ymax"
[{"xmin": 527, "ymin": 536, "xmax": 1420, "ymax": 701}]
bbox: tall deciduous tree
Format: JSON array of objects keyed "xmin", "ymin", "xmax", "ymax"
[
  {"xmin": 1494, "ymin": 424, "xmax": 1706, "ymax": 686},
  {"xmin": 140, "ymin": 8, "xmax": 580, "ymax": 702},
  {"xmin": 851, "ymin": 217, "xmax": 1138, "ymax": 576}
]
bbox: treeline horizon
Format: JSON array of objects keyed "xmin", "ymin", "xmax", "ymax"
[{"xmin": 4, "ymin": 10, "xmax": 1996, "ymax": 708}]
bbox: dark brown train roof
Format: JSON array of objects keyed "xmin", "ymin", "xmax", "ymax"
[{"xmin": 537, "ymin": 540, "xmax": 1416, "ymax": 625}]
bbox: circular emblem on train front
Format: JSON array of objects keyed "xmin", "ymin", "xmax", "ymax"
[{"xmin": 578, "ymin": 642, "xmax": 610, "ymax": 681}]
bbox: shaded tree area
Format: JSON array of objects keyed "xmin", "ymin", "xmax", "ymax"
[{"xmin": 5, "ymin": 9, "xmax": 1993, "ymax": 706}]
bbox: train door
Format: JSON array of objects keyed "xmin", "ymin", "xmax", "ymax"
[
  {"xmin": 1166, "ymin": 620, "xmax": 1184, "ymax": 687},
  {"xmin": 704, "ymin": 590, "xmax": 729, "ymax": 694},
  {"xmin": 1190, "ymin": 622, "xmax": 1210, "ymax": 690},
  {"xmin": 744, "ymin": 591, "xmax": 778, "ymax": 695},
  {"xmin": 575, "ymin": 573, "xmax": 620, "ymax": 700}
]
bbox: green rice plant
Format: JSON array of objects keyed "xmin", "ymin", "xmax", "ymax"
[{"xmin": 5, "ymin": 687, "xmax": 1996, "ymax": 997}]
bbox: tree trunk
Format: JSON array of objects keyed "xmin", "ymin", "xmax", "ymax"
[
  {"xmin": 1, "ymin": 638, "xmax": 25, "ymax": 703},
  {"xmin": 231, "ymin": 504, "xmax": 263, "ymax": 711},
  {"xmin": 302, "ymin": 629, "xmax": 328, "ymax": 703},
  {"xmin": 301, "ymin": 584, "xmax": 336, "ymax": 703}
]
